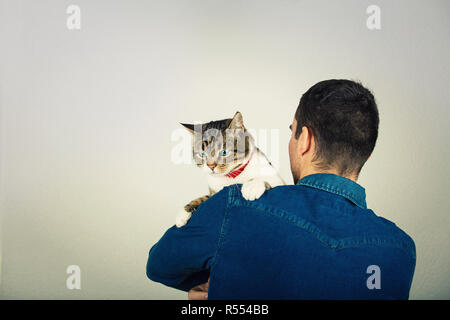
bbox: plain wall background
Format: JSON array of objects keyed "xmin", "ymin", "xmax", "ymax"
[{"xmin": 0, "ymin": 0, "xmax": 449, "ymax": 299}]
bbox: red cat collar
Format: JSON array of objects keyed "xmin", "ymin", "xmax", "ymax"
[{"xmin": 225, "ymin": 151, "xmax": 254, "ymax": 179}]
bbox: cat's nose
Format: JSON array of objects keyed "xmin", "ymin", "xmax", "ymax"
[{"xmin": 207, "ymin": 163, "xmax": 217, "ymax": 171}]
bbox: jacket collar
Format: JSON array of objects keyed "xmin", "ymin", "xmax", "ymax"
[{"xmin": 296, "ymin": 173, "xmax": 367, "ymax": 209}]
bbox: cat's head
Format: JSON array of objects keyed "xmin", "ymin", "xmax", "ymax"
[{"xmin": 181, "ymin": 112, "xmax": 254, "ymax": 176}]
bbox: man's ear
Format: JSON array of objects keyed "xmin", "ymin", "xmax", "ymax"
[
  {"xmin": 180, "ymin": 123, "xmax": 195, "ymax": 134},
  {"xmin": 298, "ymin": 126, "xmax": 313, "ymax": 156},
  {"xmin": 228, "ymin": 111, "xmax": 244, "ymax": 129}
]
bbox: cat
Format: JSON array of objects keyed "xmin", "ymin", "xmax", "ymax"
[{"xmin": 176, "ymin": 111, "xmax": 285, "ymax": 227}]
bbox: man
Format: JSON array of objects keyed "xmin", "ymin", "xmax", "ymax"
[{"xmin": 146, "ymin": 79, "xmax": 416, "ymax": 299}]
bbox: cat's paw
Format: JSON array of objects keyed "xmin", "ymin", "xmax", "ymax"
[
  {"xmin": 241, "ymin": 179, "xmax": 267, "ymax": 201},
  {"xmin": 175, "ymin": 210, "xmax": 192, "ymax": 228}
]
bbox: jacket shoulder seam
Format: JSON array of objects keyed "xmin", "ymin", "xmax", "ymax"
[{"xmin": 230, "ymin": 198, "xmax": 416, "ymax": 257}]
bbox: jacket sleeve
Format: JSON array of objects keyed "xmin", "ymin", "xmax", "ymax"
[{"xmin": 146, "ymin": 187, "xmax": 229, "ymax": 292}]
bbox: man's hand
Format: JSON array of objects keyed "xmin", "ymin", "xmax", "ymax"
[{"xmin": 188, "ymin": 278, "xmax": 209, "ymax": 300}]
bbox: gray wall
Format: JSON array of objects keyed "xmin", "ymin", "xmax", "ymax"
[{"xmin": 0, "ymin": 0, "xmax": 449, "ymax": 299}]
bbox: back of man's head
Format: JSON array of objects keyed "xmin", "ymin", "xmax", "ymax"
[{"xmin": 295, "ymin": 79, "xmax": 379, "ymax": 176}]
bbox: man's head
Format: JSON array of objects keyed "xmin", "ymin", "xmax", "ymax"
[{"xmin": 289, "ymin": 79, "xmax": 379, "ymax": 183}]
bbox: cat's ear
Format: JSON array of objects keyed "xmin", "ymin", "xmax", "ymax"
[
  {"xmin": 228, "ymin": 111, "xmax": 244, "ymax": 129},
  {"xmin": 180, "ymin": 123, "xmax": 195, "ymax": 134}
]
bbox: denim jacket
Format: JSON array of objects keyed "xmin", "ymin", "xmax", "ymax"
[{"xmin": 146, "ymin": 173, "xmax": 416, "ymax": 299}]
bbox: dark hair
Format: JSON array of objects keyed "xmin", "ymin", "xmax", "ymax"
[{"xmin": 295, "ymin": 79, "xmax": 379, "ymax": 175}]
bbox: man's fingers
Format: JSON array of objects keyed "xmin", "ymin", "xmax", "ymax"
[
  {"xmin": 188, "ymin": 280, "xmax": 210, "ymax": 300},
  {"xmin": 200, "ymin": 282, "xmax": 209, "ymax": 291},
  {"xmin": 188, "ymin": 289, "xmax": 208, "ymax": 300}
]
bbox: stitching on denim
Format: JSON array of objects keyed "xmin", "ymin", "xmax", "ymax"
[
  {"xmin": 210, "ymin": 186, "xmax": 235, "ymax": 270},
  {"xmin": 299, "ymin": 181, "xmax": 366, "ymax": 209},
  {"xmin": 337, "ymin": 236, "xmax": 416, "ymax": 258},
  {"xmin": 309, "ymin": 183, "xmax": 362, "ymax": 207},
  {"xmin": 229, "ymin": 199, "xmax": 341, "ymax": 250},
  {"xmin": 229, "ymin": 198, "xmax": 416, "ymax": 258}
]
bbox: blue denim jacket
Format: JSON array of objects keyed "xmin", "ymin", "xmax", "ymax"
[{"xmin": 146, "ymin": 173, "xmax": 416, "ymax": 299}]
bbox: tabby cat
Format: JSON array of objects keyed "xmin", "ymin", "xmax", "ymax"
[{"xmin": 176, "ymin": 111, "xmax": 285, "ymax": 227}]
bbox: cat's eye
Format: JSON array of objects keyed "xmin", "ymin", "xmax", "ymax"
[
  {"xmin": 199, "ymin": 152, "xmax": 207, "ymax": 158},
  {"xmin": 220, "ymin": 149, "xmax": 229, "ymax": 156}
]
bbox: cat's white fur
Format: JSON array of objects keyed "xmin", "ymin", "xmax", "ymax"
[{"xmin": 176, "ymin": 145, "xmax": 285, "ymax": 227}]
